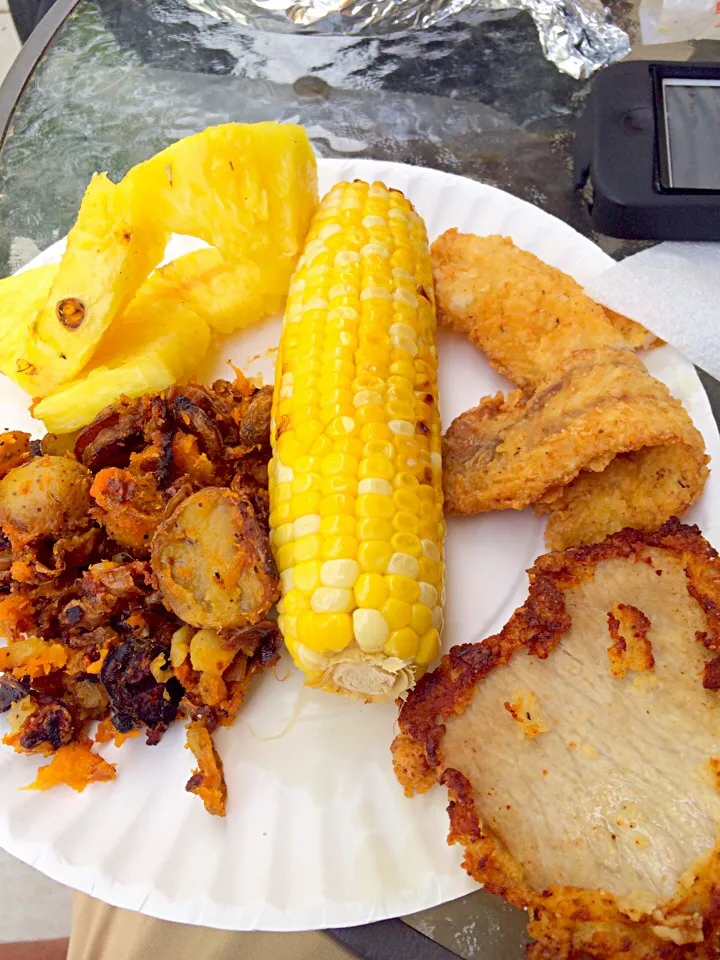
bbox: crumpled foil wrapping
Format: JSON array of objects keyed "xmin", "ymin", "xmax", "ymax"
[{"xmin": 184, "ymin": 0, "xmax": 630, "ymax": 78}]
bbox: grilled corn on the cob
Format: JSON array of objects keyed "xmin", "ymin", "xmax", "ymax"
[{"xmin": 269, "ymin": 180, "xmax": 444, "ymax": 701}]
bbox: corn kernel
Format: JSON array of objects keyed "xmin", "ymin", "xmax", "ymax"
[
  {"xmin": 321, "ymin": 535, "xmax": 358, "ymax": 560},
  {"xmin": 309, "ymin": 434, "xmax": 333, "ymax": 457},
  {"xmin": 393, "ymin": 511, "xmax": 419, "ymax": 535},
  {"xmin": 321, "ymin": 559, "xmax": 360, "ymax": 588},
  {"xmin": 394, "ymin": 472, "xmax": 419, "ymax": 489},
  {"xmin": 275, "ymin": 482, "xmax": 292, "ymax": 504},
  {"xmin": 354, "ymin": 572, "xmax": 388, "ymax": 608},
  {"xmin": 356, "ymin": 517, "xmax": 393, "ymax": 541},
  {"xmin": 290, "ymin": 491, "xmax": 322, "ymax": 520},
  {"xmin": 359, "ymin": 457, "xmax": 395, "ymax": 481},
  {"xmin": 357, "ymin": 478, "xmax": 393, "ymax": 496},
  {"xmin": 331, "ymin": 437, "xmax": 363, "ymax": 458},
  {"xmin": 269, "ymin": 502, "xmax": 292, "ymax": 528},
  {"xmin": 276, "ymin": 543, "xmax": 294, "ymax": 572},
  {"xmin": 363, "ymin": 440, "xmax": 395, "ymax": 459},
  {"xmin": 418, "ymin": 582, "xmax": 438, "ymax": 608},
  {"xmin": 418, "ymin": 556, "xmax": 440, "ymax": 584},
  {"xmin": 432, "ymin": 605, "xmax": 443, "ymax": 630},
  {"xmin": 321, "ymin": 453, "xmax": 358, "ymax": 477},
  {"xmin": 295, "ymin": 454, "xmax": 323, "ymax": 475},
  {"xmin": 386, "ymin": 553, "xmax": 420, "ymax": 579},
  {"xmin": 358, "ymin": 540, "xmax": 392, "ymax": 574},
  {"xmin": 320, "ymin": 494, "xmax": 356, "ymax": 517},
  {"xmin": 311, "ymin": 587, "xmax": 354, "ymax": 614},
  {"xmin": 320, "ymin": 515, "xmax": 356, "ymax": 536},
  {"xmin": 384, "ymin": 627, "xmax": 419, "ymax": 660},
  {"xmin": 393, "ymin": 489, "xmax": 421, "ymax": 514},
  {"xmin": 293, "ymin": 534, "xmax": 322, "ymax": 563},
  {"xmin": 416, "ymin": 627, "xmax": 440, "ymax": 665},
  {"xmin": 297, "ymin": 612, "xmax": 353, "ymax": 653},
  {"xmin": 356, "ymin": 493, "xmax": 395, "ymax": 520},
  {"xmin": 353, "ymin": 609, "xmax": 389, "ymax": 653},
  {"xmin": 390, "ymin": 533, "xmax": 422, "ymax": 557},
  {"xmin": 274, "ymin": 522, "xmax": 294, "ymax": 547},
  {"xmin": 386, "ymin": 575, "xmax": 420, "ymax": 604},
  {"xmin": 293, "ymin": 560, "xmax": 322, "ymax": 594},
  {"xmin": 292, "ymin": 472, "xmax": 319, "ymax": 494},
  {"xmin": 410, "ymin": 602, "xmax": 433, "ymax": 634},
  {"xmin": 284, "ymin": 590, "xmax": 310, "ymax": 616},
  {"xmin": 381, "ymin": 598, "xmax": 412, "ymax": 630},
  {"xmin": 360, "ymin": 423, "xmax": 393, "ymax": 443},
  {"xmin": 321, "ymin": 476, "xmax": 356, "ymax": 496},
  {"xmin": 293, "ymin": 514, "xmax": 321, "ymax": 539}
]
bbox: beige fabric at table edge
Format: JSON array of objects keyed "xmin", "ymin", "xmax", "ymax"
[{"xmin": 68, "ymin": 893, "xmax": 360, "ymax": 960}]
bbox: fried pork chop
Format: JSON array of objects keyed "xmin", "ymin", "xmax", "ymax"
[
  {"xmin": 431, "ymin": 230, "xmax": 656, "ymax": 393},
  {"xmin": 393, "ymin": 520, "xmax": 720, "ymax": 959},
  {"xmin": 442, "ymin": 348, "xmax": 708, "ymax": 549}
]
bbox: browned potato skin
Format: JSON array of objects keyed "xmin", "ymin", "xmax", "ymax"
[
  {"xmin": 0, "ymin": 432, "xmax": 30, "ymax": 480},
  {"xmin": 151, "ymin": 487, "xmax": 278, "ymax": 629},
  {"xmin": 0, "ymin": 456, "xmax": 93, "ymax": 542}
]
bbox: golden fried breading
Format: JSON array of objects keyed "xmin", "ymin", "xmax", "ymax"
[
  {"xmin": 392, "ymin": 520, "xmax": 720, "ymax": 959},
  {"xmin": 432, "ymin": 230, "xmax": 650, "ymax": 392},
  {"xmin": 185, "ymin": 720, "xmax": 226, "ymax": 818},
  {"xmin": 442, "ymin": 348, "xmax": 708, "ymax": 548}
]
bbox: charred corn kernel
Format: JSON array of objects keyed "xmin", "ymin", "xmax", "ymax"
[
  {"xmin": 416, "ymin": 628, "xmax": 440, "ymax": 665},
  {"xmin": 270, "ymin": 180, "xmax": 443, "ymax": 701},
  {"xmin": 358, "ymin": 540, "xmax": 392, "ymax": 573},
  {"xmin": 384, "ymin": 627, "xmax": 419, "ymax": 660},
  {"xmin": 354, "ymin": 573, "xmax": 387, "ymax": 608}
]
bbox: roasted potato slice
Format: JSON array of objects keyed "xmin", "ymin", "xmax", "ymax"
[
  {"xmin": 0, "ymin": 455, "xmax": 93, "ymax": 542},
  {"xmin": 151, "ymin": 488, "xmax": 278, "ymax": 629},
  {"xmin": 121, "ymin": 122, "xmax": 317, "ymax": 268},
  {"xmin": 23, "ymin": 173, "xmax": 168, "ymax": 395},
  {"xmin": 33, "ymin": 274, "xmax": 211, "ymax": 434},
  {"xmin": 154, "ymin": 247, "xmax": 285, "ymax": 335},
  {"xmin": 0, "ymin": 264, "xmax": 57, "ymax": 391}
]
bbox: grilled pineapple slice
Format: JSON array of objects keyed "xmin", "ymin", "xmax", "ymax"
[
  {"xmin": 121, "ymin": 122, "xmax": 317, "ymax": 268},
  {"xmin": 33, "ymin": 275, "xmax": 210, "ymax": 434},
  {"xmin": 154, "ymin": 247, "xmax": 286, "ymax": 335},
  {"xmin": 0, "ymin": 264, "xmax": 57, "ymax": 391},
  {"xmin": 23, "ymin": 173, "xmax": 168, "ymax": 396}
]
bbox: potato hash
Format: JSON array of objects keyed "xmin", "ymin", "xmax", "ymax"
[{"xmin": 0, "ymin": 374, "xmax": 280, "ymax": 816}]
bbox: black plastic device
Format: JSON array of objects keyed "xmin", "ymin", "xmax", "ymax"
[{"xmin": 574, "ymin": 60, "xmax": 720, "ymax": 240}]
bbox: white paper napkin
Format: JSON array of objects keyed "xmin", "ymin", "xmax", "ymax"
[{"xmin": 584, "ymin": 242, "xmax": 720, "ymax": 381}]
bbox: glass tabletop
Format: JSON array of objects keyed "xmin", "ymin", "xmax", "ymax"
[{"xmin": 1, "ymin": 2, "xmax": 720, "ymax": 957}]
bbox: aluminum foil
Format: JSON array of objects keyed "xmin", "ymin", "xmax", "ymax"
[{"xmin": 184, "ymin": 0, "xmax": 630, "ymax": 78}]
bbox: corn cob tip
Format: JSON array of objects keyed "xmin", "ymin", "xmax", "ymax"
[{"xmin": 314, "ymin": 650, "xmax": 417, "ymax": 702}]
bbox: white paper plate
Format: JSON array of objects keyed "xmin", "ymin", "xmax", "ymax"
[{"xmin": 1, "ymin": 159, "xmax": 718, "ymax": 931}]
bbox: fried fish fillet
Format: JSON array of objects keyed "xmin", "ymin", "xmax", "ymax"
[
  {"xmin": 432, "ymin": 230, "xmax": 657, "ymax": 392},
  {"xmin": 393, "ymin": 520, "xmax": 720, "ymax": 959},
  {"xmin": 442, "ymin": 347, "xmax": 708, "ymax": 549}
]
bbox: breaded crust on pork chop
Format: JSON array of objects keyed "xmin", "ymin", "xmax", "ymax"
[{"xmin": 393, "ymin": 519, "xmax": 720, "ymax": 959}]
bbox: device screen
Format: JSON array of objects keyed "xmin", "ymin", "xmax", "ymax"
[{"xmin": 661, "ymin": 78, "xmax": 720, "ymax": 190}]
